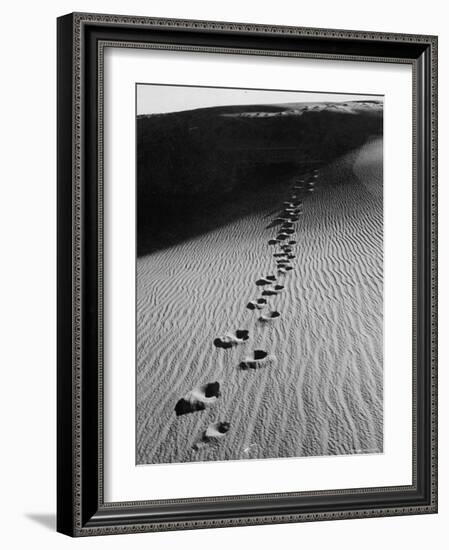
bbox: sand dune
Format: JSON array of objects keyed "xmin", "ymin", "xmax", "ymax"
[
  {"xmin": 137, "ymin": 100, "xmax": 382, "ymax": 256},
  {"xmin": 136, "ymin": 138, "xmax": 383, "ymax": 465}
]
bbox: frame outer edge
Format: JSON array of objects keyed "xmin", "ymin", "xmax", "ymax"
[
  {"xmin": 430, "ymin": 34, "xmax": 438, "ymax": 512},
  {"xmin": 57, "ymin": 13, "xmax": 77, "ymax": 537},
  {"xmin": 62, "ymin": 12, "xmax": 438, "ymax": 536},
  {"xmin": 71, "ymin": 11, "xmax": 436, "ymax": 44}
]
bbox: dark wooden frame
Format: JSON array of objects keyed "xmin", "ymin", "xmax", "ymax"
[{"xmin": 57, "ymin": 12, "xmax": 438, "ymax": 537}]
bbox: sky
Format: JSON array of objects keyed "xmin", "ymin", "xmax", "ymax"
[{"xmin": 136, "ymin": 83, "xmax": 382, "ymax": 116}]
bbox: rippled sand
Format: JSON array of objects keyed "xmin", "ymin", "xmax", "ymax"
[{"xmin": 136, "ymin": 138, "xmax": 383, "ymax": 465}]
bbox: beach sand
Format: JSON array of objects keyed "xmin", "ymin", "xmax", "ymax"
[{"xmin": 136, "ymin": 137, "xmax": 383, "ymax": 465}]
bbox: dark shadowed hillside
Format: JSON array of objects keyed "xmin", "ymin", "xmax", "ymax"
[{"xmin": 137, "ymin": 100, "xmax": 382, "ymax": 255}]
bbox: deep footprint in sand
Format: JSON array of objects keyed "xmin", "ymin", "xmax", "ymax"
[
  {"xmin": 262, "ymin": 285, "xmax": 284, "ymax": 296},
  {"xmin": 247, "ymin": 298, "xmax": 267, "ymax": 310},
  {"xmin": 192, "ymin": 421, "xmax": 231, "ymax": 450},
  {"xmin": 281, "ymin": 226, "xmax": 294, "ymax": 234},
  {"xmin": 214, "ymin": 330, "xmax": 249, "ymax": 349},
  {"xmin": 256, "ymin": 275, "xmax": 276, "ymax": 286},
  {"xmin": 175, "ymin": 381, "xmax": 221, "ymax": 416},
  {"xmin": 283, "ymin": 212, "xmax": 300, "ymax": 220},
  {"xmin": 259, "ymin": 311, "xmax": 281, "ymax": 322},
  {"xmin": 204, "ymin": 421, "xmax": 231, "ymax": 440},
  {"xmin": 239, "ymin": 350, "xmax": 275, "ymax": 369},
  {"xmin": 277, "ymin": 233, "xmax": 289, "ymax": 241}
]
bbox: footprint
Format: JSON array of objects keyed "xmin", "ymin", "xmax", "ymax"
[
  {"xmin": 256, "ymin": 276, "xmax": 276, "ymax": 286},
  {"xmin": 205, "ymin": 421, "xmax": 231, "ymax": 440},
  {"xmin": 259, "ymin": 311, "xmax": 281, "ymax": 322},
  {"xmin": 247, "ymin": 298, "xmax": 267, "ymax": 310},
  {"xmin": 192, "ymin": 421, "xmax": 231, "ymax": 450},
  {"xmin": 288, "ymin": 240, "xmax": 297, "ymax": 245},
  {"xmin": 284, "ymin": 210, "xmax": 300, "ymax": 218},
  {"xmin": 262, "ymin": 285, "xmax": 284, "ymax": 296},
  {"xmin": 214, "ymin": 330, "xmax": 249, "ymax": 349},
  {"xmin": 268, "ymin": 239, "xmax": 278, "ymax": 245},
  {"xmin": 175, "ymin": 381, "xmax": 221, "ymax": 416},
  {"xmin": 239, "ymin": 350, "xmax": 275, "ymax": 369}
]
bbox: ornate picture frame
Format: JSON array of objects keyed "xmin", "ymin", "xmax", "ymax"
[{"xmin": 57, "ymin": 12, "xmax": 437, "ymax": 536}]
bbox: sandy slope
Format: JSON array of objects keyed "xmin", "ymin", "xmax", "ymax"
[{"xmin": 136, "ymin": 138, "xmax": 383, "ymax": 465}]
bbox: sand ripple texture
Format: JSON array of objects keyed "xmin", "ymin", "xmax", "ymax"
[{"xmin": 136, "ymin": 138, "xmax": 383, "ymax": 465}]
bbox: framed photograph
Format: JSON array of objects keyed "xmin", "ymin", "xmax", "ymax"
[{"xmin": 57, "ymin": 12, "xmax": 438, "ymax": 536}]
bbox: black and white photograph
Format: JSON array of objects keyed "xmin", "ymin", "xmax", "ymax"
[{"xmin": 136, "ymin": 84, "xmax": 384, "ymax": 466}]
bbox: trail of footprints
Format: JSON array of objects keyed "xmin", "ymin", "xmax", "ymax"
[{"xmin": 174, "ymin": 169, "xmax": 320, "ymax": 451}]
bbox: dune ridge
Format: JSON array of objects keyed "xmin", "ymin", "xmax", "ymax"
[
  {"xmin": 137, "ymin": 100, "xmax": 382, "ymax": 255},
  {"xmin": 136, "ymin": 138, "xmax": 383, "ymax": 465}
]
